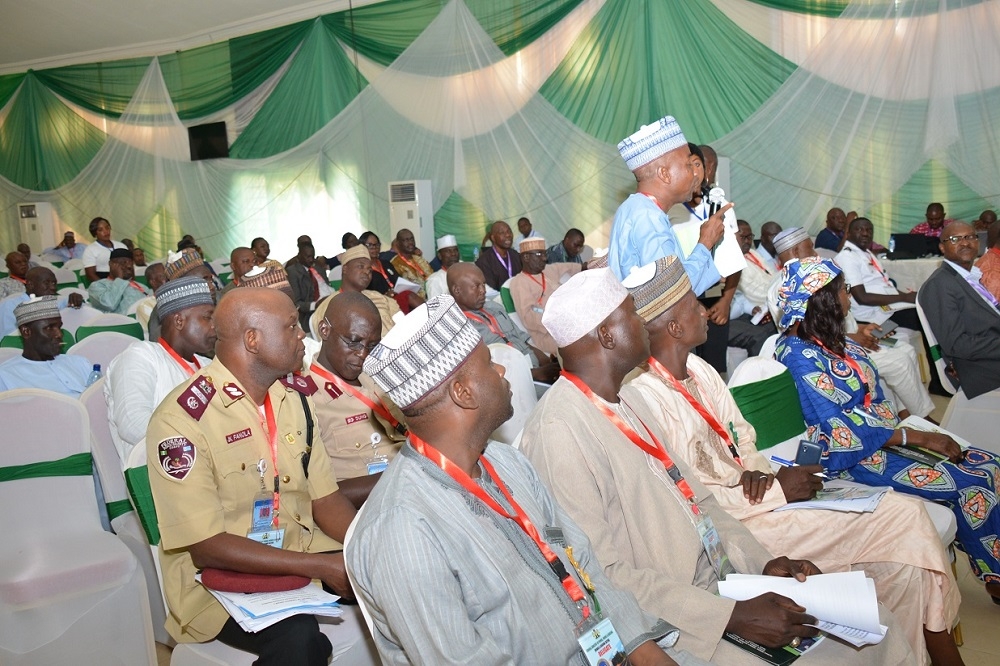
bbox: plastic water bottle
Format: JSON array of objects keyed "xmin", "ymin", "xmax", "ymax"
[
  {"xmin": 472, "ymin": 246, "xmax": 480, "ymax": 261},
  {"xmin": 85, "ymin": 364, "xmax": 102, "ymax": 387},
  {"xmin": 888, "ymin": 237, "xmax": 896, "ymax": 253}
]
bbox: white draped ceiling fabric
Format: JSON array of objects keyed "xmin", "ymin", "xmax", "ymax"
[{"xmin": 1, "ymin": 0, "xmax": 998, "ymax": 258}]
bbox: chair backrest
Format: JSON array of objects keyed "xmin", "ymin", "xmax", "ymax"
[
  {"xmin": 0, "ymin": 389, "xmax": 102, "ymax": 534},
  {"xmin": 80, "ymin": 379, "xmax": 130, "ymax": 511},
  {"xmin": 62, "ymin": 258, "xmax": 84, "ymax": 271},
  {"xmin": 343, "ymin": 507, "xmax": 376, "ymax": 635},
  {"xmin": 67, "ymin": 331, "xmax": 137, "ymax": 369},
  {"xmin": 0, "ymin": 347, "xmax": 21, "ymax": 363},
  {"xmin": 488, "ymin": 343, "xmax": 538, "ymax": 444},
  {"xmin": 57, "ymin": 304, "xmax": 102, "ymax": 336},
  {"xmin": 915, "ymin": 299, "xmax": 959, "ymax": 395},
  {"xmin": 51, "ymin": 267, "xmax": 79, "ymax": 285},
  {"xmin": 76, "ymin": 321, "xmax": 144, "ymax": 342},
  {"xmin": 81, "ymin": 312, "xmax": 138, "ymax": 328},
  {"xmin": 758, "ymin": 333, "xmax": 780, "ymax": 359},
  {"xmin": 814, "ymin": 247, "xmax": 838, "ymax": 259},
  {"xmin": 499, "ymin": 278, "xmax": 516, "ymax": 313},
  {"xmin": 728, "ymin": 356, "xmax": 807, "ymax": 451}
]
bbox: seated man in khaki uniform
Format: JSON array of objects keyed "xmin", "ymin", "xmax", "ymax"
[
  {"xmin": 146, "ymin": 287, "xmax": 361, "ymax": 664},
  {"xmin": 306, "ymin": 292, "xmax": 407, "ymax": 506}
]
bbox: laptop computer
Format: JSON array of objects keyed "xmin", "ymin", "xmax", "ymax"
[{"xmin": 888, "ymin": 234, "xmax": 940, "ymax": 260}]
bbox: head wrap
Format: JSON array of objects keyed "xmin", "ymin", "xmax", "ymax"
[
  {"xmin": 363, "ymin": 295, "xmax": 482, "ymax": 409},
  {"xmin": 622, "ymin": 256, "xmax": 691, "ymax": 323},
  {"xmin": 109, "ymin": 248, "xmax": 132, "ymax": 261},
  {"xmin": 341, "ymin": 245, "xmax": 370, "ymax": 266},
  {"xmin": 239, "ymin": 264, "xmax": 293, "ymax": 298},
  {"xmin": 518, "ymin": 237, "xmax": 546, "ymax": 253},
  {"xmin": 775, "ymin": 257, "xmax": 842, "ymax": 331},
  {"xmin": 164, "ymin": 248, "xmax": 205, "ymax": 281},
  {"xmin": 436, "ymin": 235, "xmax": 458, "ymax": 251},
  {"xmin": 15, "ymin": 295, "xmax": 60, "ymax": 327},
  {"xmin": 156, "ymin": 276, "xmax": 214, "ymax": 318},
  {"xmin": 617, "ymin": 115, "xmax": 687, "ymax": 171},
  {"xmin": 772, "ymin": 227, "xmax": 810, "ymax": 255},
  {"xmin": 542, "ymin": 268, "xmax": 628, "ymax": 348}
]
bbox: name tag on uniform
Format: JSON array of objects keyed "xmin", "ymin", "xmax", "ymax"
[
  {"xmin": 577, "ymin": 617, "xmax": 626, "ymax": 666},
  {"xmin": 367, "ymin": 457, "xmax": 388, "ymax": 475},
  {"xmin": 247, "ymin": 527, "xmax": 285, "ymax": 548}
]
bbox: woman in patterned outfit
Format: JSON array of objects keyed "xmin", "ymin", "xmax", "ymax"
[{"xmin": 775, "ymin": 257, "xmax": 1000, "ymax": 603}]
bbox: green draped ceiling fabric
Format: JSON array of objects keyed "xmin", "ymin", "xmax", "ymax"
[{"xmin": 0, "ymin": 0, "xmax": 998, "ymax": 258}]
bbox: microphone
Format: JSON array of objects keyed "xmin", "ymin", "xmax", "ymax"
[{"xmin": 707, "ymin": 187, "xmax": 738, "ymax": 233}]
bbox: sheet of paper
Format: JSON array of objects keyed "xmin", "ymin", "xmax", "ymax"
[
  {"xmin": 773, "ymin": 483, "xmax": 889, "ymax": 514},
  {"xmin": 393, "ymin": 276, "xmax": 421, "ymax": 293},
  {"xmin": 196, "ymin": 574, "xmax": 342, "ymax": 632},
  {"xmin": 670, "ymin": 219, "xmax": 747, "ymax": 279},
  {"xmin": 815, "ymin": 621, "xmax": 887, "ymax": 648},
  {"xmin": 718, "ymin": 571, "xmax": 881, "ymax": 635}
]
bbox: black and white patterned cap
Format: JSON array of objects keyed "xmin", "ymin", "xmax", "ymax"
[
  {"xmin": 155, "ymin": 275, "xmax": 214, "ymax": 318},
  {"xmin": 14, "ymin": 295, "xmax": 60, "ymax": 327},
  {"xmin": 363, "ymin": 295, "xmax": 482, "ymax": 409}
]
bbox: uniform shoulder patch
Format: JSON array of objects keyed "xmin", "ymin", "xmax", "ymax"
[
  {"xmin": 279, "ymin": 372, "xmax": 318, "ymax": 396},
  {"xmin": 157, "ymin": 437, "xmax": 196, "ymax": 480},
  {"xmin": 177, "ymin": 375, "xmax": 216, "ymax": 421},
  {"xmin": 324, "ymin": 381, "xmax": 344, "ymax": 400}
]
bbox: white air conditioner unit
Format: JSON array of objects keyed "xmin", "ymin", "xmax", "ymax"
[
  {"xmin": 388, "ymin": 180, "xmax": 434, "ymax": 255},
  {"xmin": 18, "ymin": 202, "xmax": 60, "ymax": 252}
]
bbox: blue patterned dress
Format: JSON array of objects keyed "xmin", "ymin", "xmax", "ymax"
[{"xmin": 777, "ymin": 334, "xmax": 1000, "ymax": 585}]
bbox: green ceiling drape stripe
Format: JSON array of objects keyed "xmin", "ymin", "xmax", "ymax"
[
  {"xmin": 433, "ymin": 191, "xmax": 492, "ymax": 260},
  {"xmin": 229, "ymin": 20, "xmax": 368, "ymax": 159},
  {"xmin": 742, "ymin": 0, "xmax": 848, "ymax": 16},
  {"xmin": 539, "ymin": 0, "xmax": 797, "ymax": 144},
  {"xmin": 33, "ymin": 57, "xmax": 151, "ymax": 119},
  {"xmin": 743, "ymin": 0, "xmax": 987, "ymax": 18},
  {"xmin": 0, "ymin": 73, "xmax": 106, "ymax": 190},
  {"xmin": 0, "ymin": 73, "xmax": 26, "ymax": 110}
]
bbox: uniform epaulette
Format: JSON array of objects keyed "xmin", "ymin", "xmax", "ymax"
[
  {"xmin": 279, "ymin": 372, "xmax": 318, "ymax": 396},
  {"xmin": 176, "ymin": 374, "xmax": 216, "ymax": 421}
]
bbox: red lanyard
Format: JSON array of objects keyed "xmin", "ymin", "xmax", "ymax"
[
  {"xmin": 372, "ymin": 260, "xmax": 390, "ymax": 281},
  {"xmin": 395, "ymin": 254, "xmax": 427, "ymax": 280},
  {"xmin": 811, "ymin": 339, "xmax": 873, "ymax": 410},
  {"xmin": 158, "ymin": 338, "xmax": 200, "ymax": 377},
  {"xmin": 127, "ymin": 280, "xmax": 146, "ymax": 293},
  {"xmin": 309, "ymin": 362, "xmax": 405, "ymax": 434},
  {"xmin": 640, "ymin": 192, "xmax": 659, "ymax": 208},
  {"xmin": 746, "ymin": 252, "xmax": 768, "ymax": 273},
  {"xmin": 465, "ymin": 310, "xmax": 510, "ymax": 345},
  {"xmin": 561, "ymin": 371, "xmax": 701, "ymax": 518},
  {"xmin": 410, "ymin": 433, "xmax": 590, "ymax": 618},
  {"xmin": 526, "ymin": 272, "xmax": 546, "ymax": 305},
  {"xmin": 647, "ymin": 357, "xmax": 742, "ymax": 467},
  {"xmin": 11, "ymin": 275, "xmax": 26, "ymax": 284},
  {"xmin": 867, "ymin": 252, "xmax": 890, "ymax": 285},
  {"xmin": 261, "ymin": 394, "xmax": 281, "ymax": 526}
]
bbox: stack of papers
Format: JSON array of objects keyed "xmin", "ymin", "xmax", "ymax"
[
  {"xmin": 719, "ymin": 571, "xmax": 887, "ymax": 647},
  {"xmin": 196, "ymin": 574, "xmax": 342, "ymax": 632},
  {"xmin": 774, "ymin": 482, "xmax": 889, "ymax": 514}
]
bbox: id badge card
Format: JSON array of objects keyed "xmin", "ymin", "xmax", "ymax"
[
  {"xmin": 366, "ymin": 456, "xmax": 388, "ymax": 475},
  {"xmin": 247, "ymin": 526, "xmax": 285, "ymax": 548},
  {"xmin": 697, "ymin": 515, "xmax": 735, "ymax": 579},
  {"xmin": 531, "ymin": 305, "xmax": 544, "ymax": 314},
  {"xmin": 248, "ymin": 493, "xmax": 284, "ymax": 548},
  {"xmin": 577, "ymin": 616, "xmax": 627, "ymax": 666}
]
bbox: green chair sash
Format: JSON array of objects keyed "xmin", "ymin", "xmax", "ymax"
[
  {"xmin": 75, "ymin": 322, "xmax": 144, "ymax": 342},
  {"xmin": 125, "ymin": 465, "xmax": 160, "ymax": 546},
  {"xmin": 500, "ymin": 286, "xmax": 516, "ymax": 313},
  {"xmin": 106, "ymin": 498, "xmax": 134, "ymax": 521},
  {"xmin": 730, "ymin": 371, "xmax": 806, "ymax": 450},
  {"xmin": 0, "ymin": 451, "xmax": 92, "ymax": 481}
]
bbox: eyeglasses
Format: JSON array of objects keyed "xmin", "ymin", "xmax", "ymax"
[
  {"xmin": 524, "ymin": 251, "xmax": 546, "ymax": 258},
  {"xmin": 363, "ymin": 241, "xmax": 381, "ymax": 249},
  {"xmin": 338, "ymin": 333, "xmax": 378, "ymax": 354},
  {"xmin": 843, "ymin": 282, "xmax": 852, "ymax": 293},
  {"xmin": 943, "ymin": 234, "xmax": 978, "ymax": 244}
]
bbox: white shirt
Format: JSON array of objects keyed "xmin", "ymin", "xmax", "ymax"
[
  {"xmin": 424, "ymin": 269, "xmax": 449, "ymax": 300},
  {"xmin": 835, "ymin": 240, "xmax": 910, "ymax": 325},
  {"xmin": 738, "ymin": 251, "xmax": 775, "ymax": 308},
  {"xmin": 105, "ymin": 340, "xmax": 209, "ymax": 466},
  {"xmin": 82, "ymin": 240, "xmax": 126, "ymax": 272},
  {"xmin": 753, "ymin": 245, "xmax": 779, "ymax": 271}
]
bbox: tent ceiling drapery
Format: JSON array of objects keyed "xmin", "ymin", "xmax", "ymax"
[{"xmin": 1, "ymin": 0, "xmax": 998, "ymax": 261}]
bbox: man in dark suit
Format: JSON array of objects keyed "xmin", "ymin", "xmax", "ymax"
[
  {"xmin": 286, "ymin": 243, "xmax": 331, "ymax": 330},
  {"xmin": 918, "ymin": 221, "xmax": 1000, "ymax": 399},
  {"xmin": 475, "ymin": 220, "xmax": 522, "ymax": 290}
]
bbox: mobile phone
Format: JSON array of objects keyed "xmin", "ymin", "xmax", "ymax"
[
  {"xmin": 795, "ymin": 440, "xmax": 824, "ymax": 466},
  {"xmin": 871, "ymin": 320, "xmax": 898, "ymax": 339}
]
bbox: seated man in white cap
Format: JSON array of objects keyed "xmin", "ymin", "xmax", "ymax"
[
  {"xmin": 519, "ymin": 268, "xmax": 915, "ymax": 665},
  {"xmin": 0, "ymin": 295, "xmax": 93, "ymax": 396},
  {"xmin": 88, "ymin": 248, "xmax": 152, "ymax": 315},
  {"xmin": 306, "ymin": 292, "xmax": 406, "ymax": 505},
  {"xmin": 623, "ymin": 257, "xmax": 960, "ymax": 663},
  {"xmin": 348, "ymin": 294, "xmax": 692, "ymax": 666},
  {"xmin": 447, "ymin": 262, "xmax": 560, "ymax": 383},
  {"xmin": 424, "ymin": 234, "xmax": 460, "ymax": 299},
  {"xmin": 608, "ymin": 115, "xmax": 726, "ymax": 296},
  {"xmin": 509, "ymin": 236, "xmax": 581, "ymax": 356},
  {"xmin": 105, "ymin": 276, "xmax": 217, "ymax": 466}
]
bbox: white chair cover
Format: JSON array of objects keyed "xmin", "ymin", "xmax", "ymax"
[
  {"xmin": 0, "ymin": 347, "xmax": 21, "ymax": 363},
  {"xmin": 62, "ymin": 259, "xmax": 84, "ymax": 272},
  {"xmin": 57, "ymin": 304, "xmax": 103, "ymax": 335},
  {"xmin": 940, "ymin": 388, "xmax": 1000, "ymax": 456},
  {"xmin": 915, "ymin": 299, "xmax": 959, "ymax": 395},
  {"xmin": 51, "ymin": 267, "xmax": 79, "ymax": 285},
  {"xmin": 0, "ymin": 389, "xmax": 155, "ymax": 664},
  {"xmin": 81, "ymin": 312, "xmax": 140, "ymax": 327},
  {"xmin": 67, "ymin": 331, "xmax": 137, "ymax": 370},
  {"xmin": 488, "ymin": 343, "xmax": 538, "ymax": 445},
  {"xmin": 81, "ymin": 379, "xmax": 170, "ymax": 645}
]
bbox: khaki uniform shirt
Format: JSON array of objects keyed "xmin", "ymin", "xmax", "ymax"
[
  {"xmin": 306, "ymin": 366, "xmax": 407, "ymax": 480},
  {"xmin": 146, "ymin": 358, "xmax": 342, "ymax": 643}
]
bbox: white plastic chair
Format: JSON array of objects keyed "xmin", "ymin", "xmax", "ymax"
[
  {"xmin": 82, "ymin": 312, "xmax": 139, "ymax": 328},
  {"xmin": 81, "ymin": 379, "xmax": 171, "ymax": 645},
  {"xmin": 0, "ymin": 389, "xmax": 156, "ymax": 665},
  {"xmin": 209, "ymin": 259, "xmax": 230, "ymax": 275},
  {"xmin": 68, "ymin": 331, "xmax": 137, "ymax": 370},
  {"xmin": 62, "ymin": 258, "xmax": 84, "ymax": 272},
  {"xmin": 814, "ymin": 247, "xmax": 838, "ymax": 259},
  {"xmin": 57, "ymin": 304, "xmax": 103, "ymax": 336},
  {"xmin": 488, "ymin": 343, "xmax": 538, "ymax": 445},
  {"xmin": 939, "ymin": 388, "xmax": 1000, "ymax": 456},
  {"xmin": 0, "ymin": 347, "xmax": 21, "ymax": 363},
  {"xmin": 51, "ymin": 267, "xmax": 79, "ymax": 285}
]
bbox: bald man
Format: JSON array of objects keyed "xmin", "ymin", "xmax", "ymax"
[
  {"xmin": 146, "ymin": 288, "xmax": 364, "ymax": 661},
  {"xmin": 0, "ymin": 266, "xmax": 84, "ymax": 336},
  {"xmin": 220, "ymin": 247, "xmax": 257, "ymax": 296}
]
